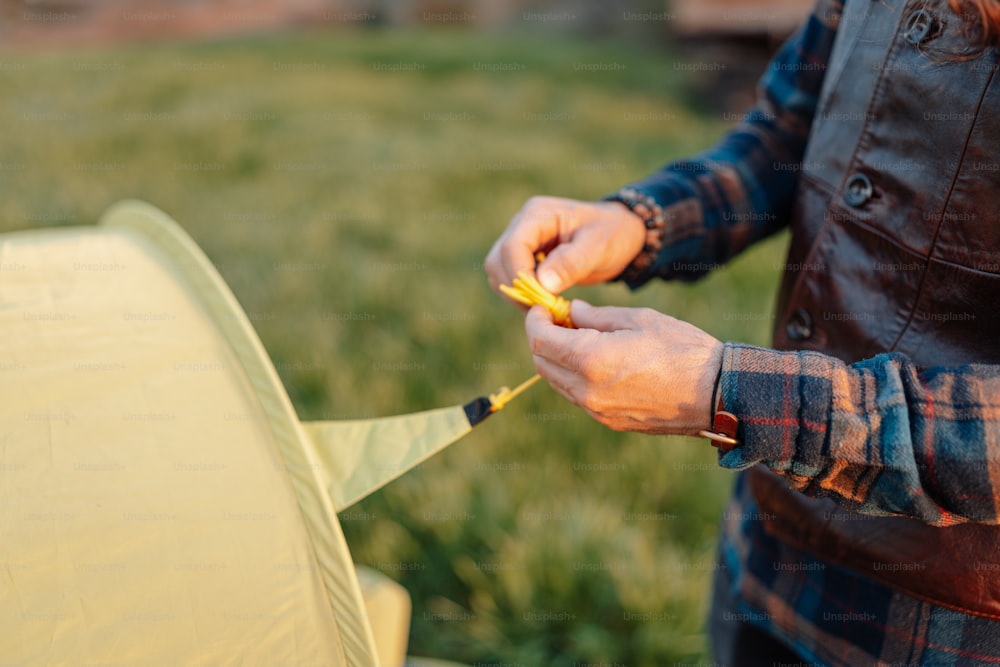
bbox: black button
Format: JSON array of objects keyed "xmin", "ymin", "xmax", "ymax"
[
  {"xmin": 786, "ymin": 308, "xmax": 813, "ymax": 341},
  {"xmin": 844, "ymin": 173, "xmax": 873, "ymax": 207},
  {"xmin": 903, "ymin": 9, "xmax": 936, "ymax": 45}
]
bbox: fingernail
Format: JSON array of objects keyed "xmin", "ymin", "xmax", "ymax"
[{"xmin": 537, "ymin": 268, "xmax": 559, "ymax": 293}]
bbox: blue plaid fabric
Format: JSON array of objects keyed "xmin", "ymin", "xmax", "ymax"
[
  {"xmin": 718, "ymin": 345, "xmax": 1000, "ymax": 526},
  {"xmin": 607, "ymin": 0, "xmax": 1000, "ymax": 663}
]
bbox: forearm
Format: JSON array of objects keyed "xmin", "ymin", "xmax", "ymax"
[{"xmin": 717, "ymin": 342, "xmax": 1000, "ymax": 526}]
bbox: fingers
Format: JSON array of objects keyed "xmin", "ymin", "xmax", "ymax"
[
  {"xmin": 529, "ymin": 352, "xmax": 581, "ymax": 405},
  {"xmin": 485, "ymin": 197, "xmax": 562, "ymax": 294},
  {"xmin": 484, "ymin": 232, "xmax": 538, "ymax": 299},
  {"xmin": 486, "ymin": 198, "xmax": 648, "ymax": 304},
  {"xmin": 525, "ymin": 303, "xmax": 589, "ymax": 361},
  {"xmin": 535, "ymin": 234, "xmax": 591, "ymax": 294},
  {"xmin": 524, "ymin": 306, "xmax": 588, "ymax": 406},
  {"xmin": 535, "ymin": 200, "xmax": 646, "ymax": 293},
  {"xmin": 525, "ymin": 305, "xmax": 572, "ymax": 357},
  {"xmin": 569, "ymin": 300, "xmax": 656, "ymax": 333},
  {"xmin": 526, "ymin": 303, "xmax": 625, "ymax": 423},
  {"xmin": 525, "ymin": 208, "xmax": 609, "ymax": 294}
]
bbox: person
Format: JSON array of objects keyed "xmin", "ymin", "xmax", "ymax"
[{"xmin": 484, "ymin": 0, "xmax": 1000, "ymax": 664}]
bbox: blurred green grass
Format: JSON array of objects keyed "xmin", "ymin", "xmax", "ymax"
[{"xmin": 0, "ymin": 27, "xmax": 788, "ymax": 666}]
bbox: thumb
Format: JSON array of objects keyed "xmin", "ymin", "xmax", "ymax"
[
  {"xmin": 568, "ymin": 300, "xmax": 637, "ymax": 332},
  {"xmin": 535, "ymin": 233, "xmax": 602, "ymax": 294}
]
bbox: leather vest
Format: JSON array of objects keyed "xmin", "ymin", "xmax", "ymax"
[{"xmin": 752, "ymin": 0, "xmax": 1000, "ymax": 618}]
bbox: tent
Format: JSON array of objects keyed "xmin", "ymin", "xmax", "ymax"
[{"xmin": 0, "ymin": 201, "xmax": 511, "ymax": 666}]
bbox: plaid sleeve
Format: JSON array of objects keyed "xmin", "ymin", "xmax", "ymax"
[
  {"xmin": 716, "ymin": 342, "xmax": 1000, "ymax": 526},
  {"xmin": 606, "ymin": 0, "xmax": 842, "ymax": 287}
]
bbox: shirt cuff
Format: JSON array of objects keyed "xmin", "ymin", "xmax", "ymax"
[{"xmin": 715, "ymin": 342, "xmax": 833, "ymax": 480}]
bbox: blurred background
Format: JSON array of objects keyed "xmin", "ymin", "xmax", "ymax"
[{"xmin": 0, "ymin": 0, "xmax": 809, "ymax": 664}]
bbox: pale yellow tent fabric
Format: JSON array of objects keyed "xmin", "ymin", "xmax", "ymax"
[{"xmin": 0, "ymin": 201, "xmax": 479, "ymax": 666}]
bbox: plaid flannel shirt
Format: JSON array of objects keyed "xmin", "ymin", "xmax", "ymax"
[{"xmin": 607, "ymin": 0, "xmax": 1000, "ymax": 663}]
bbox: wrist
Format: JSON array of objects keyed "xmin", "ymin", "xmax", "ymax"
[
  {"xmin": 601, "ymin": 188, "xmax": 665, "ymax": 286},
  {"xmin": 596, "ymin": 199, "xmax": 647, "ymax": 273},
  {"xmin": 674, "ymin": 339, "xmax": 724, "ymax": 437}
]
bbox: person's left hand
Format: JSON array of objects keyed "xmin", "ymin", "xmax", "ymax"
[{"xmin": 525, "ymin": 300, "xmax": 723, "ymax": 435}]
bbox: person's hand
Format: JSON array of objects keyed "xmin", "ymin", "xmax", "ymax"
[
  {"xmin": 485, "ymin": 196, "xmax": 646, "ymax": 301},
  {"xmin": 525, "ymin": 300, "xmax": 723, "ymax": 435}
]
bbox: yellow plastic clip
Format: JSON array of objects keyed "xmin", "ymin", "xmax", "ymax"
[
  {"xmin": 488, "ymin": 374, "xmax": 544, "ymax": 413},
  {"xmin": 489, "ymin": 254, "xmax": 574, "ymax": 414},
  {"xmin": 499, "ymin": 272, "xmax": 574, "ymax": 328}
]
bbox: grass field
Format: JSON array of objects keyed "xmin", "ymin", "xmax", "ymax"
[{"xmin": 0, "ymin": 26, "xmax": 789, "ymax": 665}]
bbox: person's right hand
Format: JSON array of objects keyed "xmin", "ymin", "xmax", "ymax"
[{"xmin": 484, "ymin": 196, "xmax": 646, "ymax": 301}]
